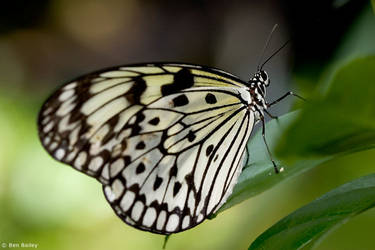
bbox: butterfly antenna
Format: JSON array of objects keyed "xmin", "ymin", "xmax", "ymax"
[
  {"xmin": 257, "ymin": 24, "xmax": 279, "ymax": 71},
  {"xmin": 260, "ymin": 39, "xmax": 290, "ymax": 70}
]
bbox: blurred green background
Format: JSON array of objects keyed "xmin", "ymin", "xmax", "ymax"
[{"xmin": 0, "ymin": 0, "xmax": 374, "ymax": 249}]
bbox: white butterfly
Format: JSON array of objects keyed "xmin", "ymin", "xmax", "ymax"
[{"xmin": 38, "ymin": 61, "xmax": 297, "ymax": 234}]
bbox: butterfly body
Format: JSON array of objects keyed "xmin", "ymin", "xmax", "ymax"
[{"xmin": 38, "ymin": 62, "xmax": 270, "ymax": 234}]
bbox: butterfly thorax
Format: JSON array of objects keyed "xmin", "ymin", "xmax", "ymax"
[{"xmin": 248, "ymin": 69, "xmax": 269, "ymax": 120}]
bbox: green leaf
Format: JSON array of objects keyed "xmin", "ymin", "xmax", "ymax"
[
  {"xmin": 248, "ymin": 173, "xmax": 375, "ymax": 250},
  {"xmin": 276, "ymin": 56, "xmax": 375, "ymax": 159},
  {"xmin": 219, "ymin": 56, "xmax": 375, "ymax": 213},
  {"xmin": 218, "ymin": 111, "xmax": 331, "ymax": 212}
]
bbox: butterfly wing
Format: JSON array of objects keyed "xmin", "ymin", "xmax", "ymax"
[{"xmin": 38, "ymin": 63, "xmax": 254, "ymax": 234}]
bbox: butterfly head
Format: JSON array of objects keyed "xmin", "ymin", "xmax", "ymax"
[
  {"xmin": 249, "ymin": 70, "xmax": 270, "ymax": 95},
  {"xmin": 255, "ymin": 70, "xmax": 270, "ymax": 87},
  {"xmin": 259, "ymin": 70, "xmax": 270, "ymax": 87},
  {"xmin": 247, "ymin": 69, "xmax": 270, "ymax": 113}
]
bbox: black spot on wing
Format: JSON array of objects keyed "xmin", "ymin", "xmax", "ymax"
[
  {"xmin": 136, "ymin": 141, "xmax": 145, "ymax": 150},
  {"xmin": 185, "ymin": 174, "xmax": 194, "ymax": 186},
  {"xmin": 205, "ymin": 93, "xmax": 217, "ymax": 104},
  {"xmin": 148, "ymin": 117, "xmax": 160, "ymax": 125},
  {"xmin": 153, "ymin": 176, "xmax": 163, "ymax": 190},
  {"xmin": 169, "ymin": 164, "xmax": 178, "ymax": 177},
  {"xmin": 136, "ymin": 162, "xmax": 145, "ymax": 174},
  {"xmin": 126, "ymin": 77, "xmax": 147, "ymax": 104},
  {"xmin": 135, "ymin": 112, "xmax": 145, "ymax": 123},
  {"xmin": 124, "ymin": 155, "xmax": 131, "ymax": 165},
  {"xmin": 172, "ymin": 94, "xmax": 189, "ymax": 107},
  {"xmin": 173, "ymin": 182, "xmax": 182, "ymax": 196},
  {"xmin": 161, "ymin": 68, "xmax": 194, "ymax": 96},
  {"xmin": 187, "ymin": 130, "xmax": 196, "ymax": 142},
  {"xmin": 130, "ymin": 124, "xmax": 142, "ymax": 136}
]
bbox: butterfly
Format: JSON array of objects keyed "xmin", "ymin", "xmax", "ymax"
[{"xmin": 37, "ymin": 60, "xmax": 298, "ymax": 235}]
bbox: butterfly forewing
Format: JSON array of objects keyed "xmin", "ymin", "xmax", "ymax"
[{"xmin": 38, "ymin": 63, "xmax": 253, "ymax": 234}]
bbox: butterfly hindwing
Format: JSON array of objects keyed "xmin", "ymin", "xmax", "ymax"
[{"xmin": 38, "ymin": 63, "xmax": 253, "ymax": 234}]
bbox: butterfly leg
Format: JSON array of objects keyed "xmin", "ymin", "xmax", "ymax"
[
  {"xmin": 245, "ymin": 145, "xmax": 250, "ymax": 166},
  {"xmin": 264, "ymin": 109, "xmax": 278, "ymax": 119},
  {"xmin": 261, "ymin": 116, "xmax": 279, "ymax": 174},
  {"xmin": 267, "ymin": 91, "xmax": 305, "ymax": 107}
]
